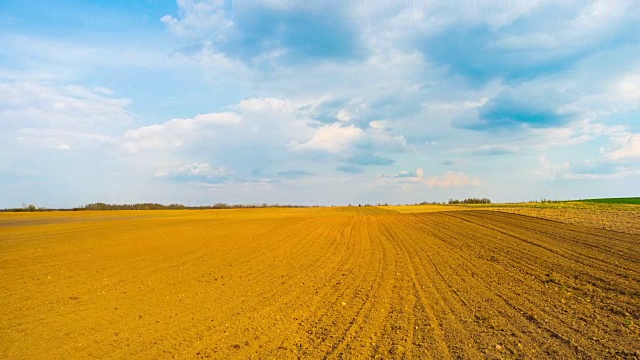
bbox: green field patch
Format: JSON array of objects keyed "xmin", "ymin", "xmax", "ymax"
[{"xmin": 574, "ymin": 197, "xmax": 640, "ymax": 205}]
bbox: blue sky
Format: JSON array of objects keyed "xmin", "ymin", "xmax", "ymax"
[{"xmin": 1, "ymin": 0, "xmax": 639, "ymax": 208}]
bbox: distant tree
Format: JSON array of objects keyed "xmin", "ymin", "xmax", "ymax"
[
  {"xmin": 22, "ymin": 204, "xmax": 37, "ymax": 212},
  {"xmin": 448, "ymin": 198, "xmax": 491, "ymax": 205}
]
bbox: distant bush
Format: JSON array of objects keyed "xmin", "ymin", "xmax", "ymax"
[
  {"xmin": 448, "ymin": 198, "xmax": 491, "ymax": 205},
  {"xmin": 418, "ymin": 201, "xmax": 445, "ymax": 205}
]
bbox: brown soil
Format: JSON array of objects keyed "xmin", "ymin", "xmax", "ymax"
[
  {"xmin": 1, "ymin": 208, "xmax": 638, "ymax": 359},
  {"xmin": 492, "ymin": 207, "xmax": 640, "ymax": 235}
]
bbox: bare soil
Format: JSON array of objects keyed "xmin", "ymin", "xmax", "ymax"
[
  {"xmin": 1, "ymin": 208, "xmax": 638, "ymax": 359},
  {"xmin": 492, "ymin": 207, "xmax": 640, "ymax": 235}
]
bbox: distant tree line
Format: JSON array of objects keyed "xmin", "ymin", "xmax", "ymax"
[
  {"xmin": 82, "ymin": 203, "xmax": 186, "ymax": 210},
  {"xmin": 448, "ymin": 198, "xmax": 491, "ymax": 204},
  {"xmin": 2, "ymin": 199, "xmax": 497, "ymax": 212},
  {"xmin": 348, "ymin": 203, "xmax": 390, "ymax": 207},
  {"xmin": 80, "ymin": 202, "xmax": 308, "ymax": 210},
  {"xmin": 0, "ymin": 203, "xmax": 45, "ymax": 212},
  {"xmin": 0, "ymin": 202, "xmax": 309, "ymax": 212}
]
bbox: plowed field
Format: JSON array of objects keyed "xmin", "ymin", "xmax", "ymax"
[{"xmin": 1, "ymin": 207, "xmax": 638, "ymax": 359}]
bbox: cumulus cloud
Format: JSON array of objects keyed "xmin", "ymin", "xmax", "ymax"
[
  {"xmin": 234, "ymin": 97, "xmax": 292, "ymax": 113},
  {"xmin": 119, "ymin": 96, "xmax": 409, "ymax": 187},
  {"xmin": 191, "ymin": 112, "xmax": 241, "ymax": 125},
  {"xmin": 122, "ymin": 112, "xmax": 240, "ymax": 153},
  {"xmin": 291, "ymin": 123, "xmax": 364, "ymax": 153},
  {"xmin": 122, "ymin": 97, "xmax": 409, "ymax": 186}
]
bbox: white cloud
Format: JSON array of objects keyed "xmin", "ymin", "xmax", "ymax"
[
  {"xmin": 0, "ymin": 81, "xmax": 129, "ymax": 162},
  {"xmin": 491, "ymin": 1, "xmax": 635, "ymax": 53},
  {"xmin": 14, "ymin": 128, "xmax": 116, "ymax": 150},
  {"xmin": 559, "ymin": 67, "xmax": 640, "ymax": 120},
  {"xmin": 188, "ymin": 40, "xmax": 250, "ymax": 84},
  {"xmin": 154, "ymin": 161, "xmax": 233, "ymax": 179},
  {"xmin": 606, "ymin": 133, "xmax": 640, "ymax": 161},
  {"xmin": 161, "ymin": 0, "xmax": 232, "ymax": 40},
  {"xmin": 291, "ymin": 123, "xmax": 364, "ymax": 153},
  {"xmin": 379, "ymin": 168, "xmax": 481, "ymax": 188},
  {"xmin": 362, "ymin": 125, "xmax": 411, "ymax": 152},
  {"xmin": 615, "ymin": 73, "xmax": 640, "ymax": 103},
  {"xmin": 119, "ymin": 97, "xmax": 317, "ymax": 187},
  {"xmin": 0, "ymin": 81, "xmax": 132, "ymax": 129},
  {"xmin": 357, "ymin": 1, "xmax": 546, "ymax": 51},
  {"xmin": 122, "ymin": 112, "xmax": 240, "ymax": 153},
  {"xmin": 192, "ymin": 112, "xmax": 241, "ymax": 125},
  {"xmin": 368, "ymin": 120, "xmax": 389, "ymax": 130},
  {"xmin": 234, "ymin": 97, "xmax": 292, "ymax": 113},
  {"xmin": 533, "ymin": 156, "xmax": 571, "ymax": 180},
  {"xmin": 337, "ymin": 109, "xmax": 353, "ymax": 122},
  {"xmin": 526, "ymin": 120, "xmax": 627, "ymax": 151},
  {"xmin": 426, "ymin": 170, "xmax": 482, "ymax": 188},
  {"xmin": 533, "ymin": 154, "xmax": 640, "ymax": 181}
]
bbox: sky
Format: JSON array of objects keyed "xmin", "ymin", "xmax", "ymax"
[{"xmin": 1, "ymin": 0, "xmax": 639, "ymax": 208}]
